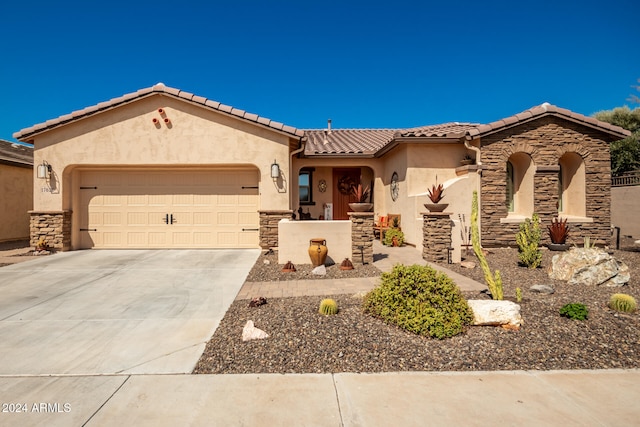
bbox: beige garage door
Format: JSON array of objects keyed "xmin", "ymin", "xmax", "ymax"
[{"xmin": 78, "ymin": 169, "xmax": 259, "ymax": 249}]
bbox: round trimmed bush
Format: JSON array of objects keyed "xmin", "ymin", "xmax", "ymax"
[{"xmin": 363, "ymin": 264, "xmax": 473, "ymax": 339}]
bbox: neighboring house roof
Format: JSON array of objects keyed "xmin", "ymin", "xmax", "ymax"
[
  {"xmin": 13, "ymin": 83, "xmax": 305, "ymax": 141},
  {"xmin": 0, "ymin": 139, "xmax": 33, "ymax": 168},
  {"xmin": 466, "ymin": 102, "xmax": 631, "ymax": 141}
]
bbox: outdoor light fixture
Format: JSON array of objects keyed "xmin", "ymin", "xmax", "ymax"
[
  {"xmin": 37, "ymin": 161, "xmax": 52, "ymax": 179},
  {"xmin": 271, "ymin": 160, "xmax": 280, "ymax": 178}
]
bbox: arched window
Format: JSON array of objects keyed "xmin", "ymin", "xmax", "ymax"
[
  {"xmin": 558, "ymin": 153, "xmax": 585, "ymax": 217},
  {"xmin": 505, "ymin": 152, "xmax": 534, "ymax": 217}
]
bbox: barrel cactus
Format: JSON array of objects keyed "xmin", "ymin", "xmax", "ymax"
[
  {"xmin": 609, "ymin": 294, "xmax": 637, "ymax": 313},
  {"xmin": 319, "ymin": 298, "xmax": 338, "ymax": 315}
]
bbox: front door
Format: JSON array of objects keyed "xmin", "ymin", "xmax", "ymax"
[{"xmin": 332, "ymin": 168, "xmax": 361, "ymax": 220}]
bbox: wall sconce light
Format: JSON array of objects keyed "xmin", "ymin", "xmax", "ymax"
[
  {"xmin": 270, "ymin": 160, "xmax": 280, "ymax": 178},
  {"xmin": 37, "ymin": 161, "xmax": 52, "ymax": 179}
]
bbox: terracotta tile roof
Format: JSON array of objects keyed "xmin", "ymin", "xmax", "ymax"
[
  {"xmin": 304, "ymin": 129, "xmax": 396, "ymax": 155},
  {"xmin": 13, "ymin": 83, "xmax": 305, "ymax": 141},
  {"xmin": 0, "ymin": 139, "xmax": 33, "ymax": 167},
  {"xmin": 466, "ymin": 102, "xmax": 631, "ymax": 140},
  {"xmin": 396, "ymin": 122, "xmax": 480, "ymax": 138}
]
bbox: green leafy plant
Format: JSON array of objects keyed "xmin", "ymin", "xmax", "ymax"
[
  {"xmin": 559, "ymin": 303, "xmax": 588, "ymax": 320},
  {"xmin": 391, "ymin": 216, "xmax": 400, "ymax": 228},
  {"xmin": 515, "ymin": 287, "xmax": 523, "ymax": 303},
  {"xmin": 548, "ymin": 217, "xmax": 569, "ymax": 244},
  {"xmin": 609, "ymin": 294, "xmax": 637, "ymax": 313},
  {"xmin": 363, "ymin": 264, "xmax": 473, "ymax": 339},
  {"xmin": 319, "ymin": 298, "xmax": 338, "ymax": 315},
  {"xmin": 351, "ymin": 183, "xmax": 371, "ymax": 203},
  {"xmin": 383, "ymin": 228, "xmax": 405, "ymax": 247},
  {"xmin": 516, "ymin": 214, "xmax": 542, "ymax": 269},
  {"xmin": 471, "ymin": 191, "xmax": 504, "ymax": 300},
  {"xmin": 427, "ymin": 182, "xmax": 444, "ymax": 203}
]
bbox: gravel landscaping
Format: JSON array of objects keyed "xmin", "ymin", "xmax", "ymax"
[{"xmin": 194, "ymin": 241, "xmax": 640, "ymax": 374}]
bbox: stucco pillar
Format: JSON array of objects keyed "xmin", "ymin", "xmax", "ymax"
[
  {"xmin": 348, "ymin": 212, "xmax": 374, "ymax": 264},
  {"xmin": 259, "ymin": 210, "xmax": 293, "ymax": 249},
  {"xmin": 422, "ymin": 212, "xmax": 452, "ymax": 263},
  {"xmin": 29, "ymin": 210, "xmax": 72, "ymax": 251}
]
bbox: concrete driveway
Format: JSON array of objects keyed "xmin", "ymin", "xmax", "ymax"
[{"xmin": 0, "ymin": 249, "xmax": 259, "ymax": 375}]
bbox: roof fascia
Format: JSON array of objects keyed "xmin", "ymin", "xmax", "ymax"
[{"xmin": 470, "ymin": 112, "xmax": 630, "ymax": 141}]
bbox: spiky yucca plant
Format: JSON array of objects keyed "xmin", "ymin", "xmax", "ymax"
[
  {"xmin": 471, "ymin": 191, "xmax": 503, "ymax": 300},
  {"xmin": 609, "ymin": 294, "xmax": 637, "ymax": 313},
  {"xmin": 319, "ymin": 298, "xmax": 338, "ymax": 315}
]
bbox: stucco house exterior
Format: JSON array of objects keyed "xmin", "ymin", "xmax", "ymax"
[
  {"xmin": 14, "ymin": 84, "xmax": 630, "ymax": 262},
  {"xmin": 0, "ymin": 139, "xmax": 33, "ymax": 242}
]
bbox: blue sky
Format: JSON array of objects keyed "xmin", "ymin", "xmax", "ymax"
[{"xmin": 2, "ymin": 0, "xmax": 638, "ymax": 143}]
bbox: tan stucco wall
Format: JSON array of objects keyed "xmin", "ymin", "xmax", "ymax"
[
  {"xmin": 612, "ymin": 186, "xmax": 640, "ymax": 239},
  {"xmin": 0, "ymin": 164, "xmax": 33, "ymax": 241},
  {"xmin": 30, "ymin": 94, "xmax": 296, "ymax": 213}
]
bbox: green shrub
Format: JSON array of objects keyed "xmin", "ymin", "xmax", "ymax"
[
  {"xmin": 559, "ymin": 303, "xmax": 588, "ymax": 320},
  {"xmin": 516, "ymin": 214, "xmax": 542, "ymax": 269},
  {"xmin": 319, "ymin": 298, "xmax": 338, "ymax": 315},
  {"xmin": 609, "ymin": 294, "xmax": 637, "ymax": 313},
  {"xmin": 383, "ymin": 228, "xmax": 405, "ymax": 246},
  {"xmin": 363, "ymin": 264, "xmax": 473, "ymax": 339}
]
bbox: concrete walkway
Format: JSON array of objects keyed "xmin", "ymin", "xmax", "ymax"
[
  {"xmin": 2, "ymin": 370, "xmax": 639, "ymax": 426},
  {"xmin": 237, "ymin": 240, "xmax": 486, "ymax": 299}
]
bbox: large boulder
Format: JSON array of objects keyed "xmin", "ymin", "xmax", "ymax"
[
  {"xmin": 548, "ymin": 247, "xmax": 630, "ymax": 286},
  {"xmin": 467, "ymin": 300, "xmax": 523, "ymax": 327}
]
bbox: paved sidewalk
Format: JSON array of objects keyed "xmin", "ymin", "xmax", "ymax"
[
  {"xmin": 237, "ymin": 240, "xmax": 486, "ymax": 300},
  {"xmin": 2, "ymin": 369, "xmax": 639, "ymax": 426}
]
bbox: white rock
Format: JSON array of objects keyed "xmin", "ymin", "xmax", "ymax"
[
  {"xmin": 460, "ymin": 261, "xmax": 476, "ymax": 269},
  {"xmin": 312, "ymin": 265, "xmax": 327, "ymax": 275},
  {"xmin": 467, "ymin": 300, "xmax": 523, "ymax": 327},
  {"xmin": 242, "ymin": 320, "xmax": 269, "ymax": 342}
]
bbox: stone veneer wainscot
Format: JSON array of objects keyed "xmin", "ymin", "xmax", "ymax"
[{"xmin": 30, "ymin": 210, "xmax": 72, "ymax": 251}]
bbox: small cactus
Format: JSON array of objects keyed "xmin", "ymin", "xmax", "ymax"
[
  {"xmin": 319, "ymin": 298, "xmax": 338, "ymax": 315},
  {"xmin": 609, "ymin": 294, "xmax": 637, "ymax": 313},
  {"xmin": 515, "ymin": 287, "xmax": 523, "ymax": 303}
]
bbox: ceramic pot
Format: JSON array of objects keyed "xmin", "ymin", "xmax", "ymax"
[
  {"xmin": 308, "ymin": 238, "xmax": 328, "ymax": 267},
  {"xmin": 348, "ymin": 203, "xmax": 373, "ymax": 212},
  {"xmin": 424, "ymin": 203, "xmax": 448, "ymax": 212},
  {"xmin": 548, "ymin": 243, "xmax": 570, "ymax": 251}
]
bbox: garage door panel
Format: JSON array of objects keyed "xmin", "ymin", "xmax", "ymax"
[{"xmin": 79, "ymin": 169, "xmax": 259, "ymax": 249}]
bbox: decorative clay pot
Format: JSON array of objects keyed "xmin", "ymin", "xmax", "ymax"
[
  {"xmin": 348, "ymin": 203, "xmax": 373, "ymax": 212},
  {"xmin": 548, "ymin": 243, "xmax": 570, "ymax": 251},
  {"xmin": 308, "ymin": 238, "xmax": 328, "ymax": 267},
  {"xmin": 424, "ymin": 203, "xmax": 448, "ymax": 212}
]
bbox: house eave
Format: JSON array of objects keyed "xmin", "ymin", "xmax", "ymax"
[{"xmin": 375, "ymin": 137, "xmax": 464, "ymax": 157}]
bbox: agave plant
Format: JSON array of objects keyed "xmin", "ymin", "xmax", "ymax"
[
  {"xmin": 427, "ymin": 183, "xmax": 444, "ymax": 203},
  {"xmin": 548, "ymin": 217, "xmax": 569, "ymax": 244},
  {"xmin": 351, "ymin": 183, "xmax": 371, "ymax": 203}
]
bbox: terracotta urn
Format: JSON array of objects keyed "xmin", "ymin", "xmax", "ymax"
[{"xmin": 308, "ymin": 238, "xmax": 328, "ymax": 267}]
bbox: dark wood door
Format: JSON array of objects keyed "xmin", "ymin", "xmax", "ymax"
[{"xmin": 332, "ymin": 168, "xmax": 361, "ymax": 220}]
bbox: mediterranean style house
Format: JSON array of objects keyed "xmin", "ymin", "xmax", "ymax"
[
  {"xmin": 14, "ymin": 84, "xmax": 630, "ymax": 262},
  {"xmin": 0, "ymin": 139, "xmax": 33, "ymax": 242}
]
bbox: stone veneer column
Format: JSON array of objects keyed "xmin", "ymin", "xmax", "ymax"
[
  {"xmin": 422, "ymin": 212, "xmax": 452, "ymax": 263},
  {"xmin": 348, "ymin": 212, "xmax": 374, "ymax": 264},
  {"xmin": 30, "ymin": 210, "xmax": 72, "ymax": 251},
  {"xmin": 258, "ymin": 210, "xmax": 293, "ymax": 249}
]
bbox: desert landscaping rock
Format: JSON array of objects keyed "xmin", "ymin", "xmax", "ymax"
[
  {"xmin": 530, "ymin": 284, "xmax": 555, "ymax": 294},
  {"xmin": 467, "ymin": 299, "xmax": 523, "ymax": 327},
  {"xmin": 195, "ymin": 246, "xmax": 640, "ymax": 374},
  {"xmin": 549, "ymin": 247, "xmax": 630, "ymax": 286}
]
